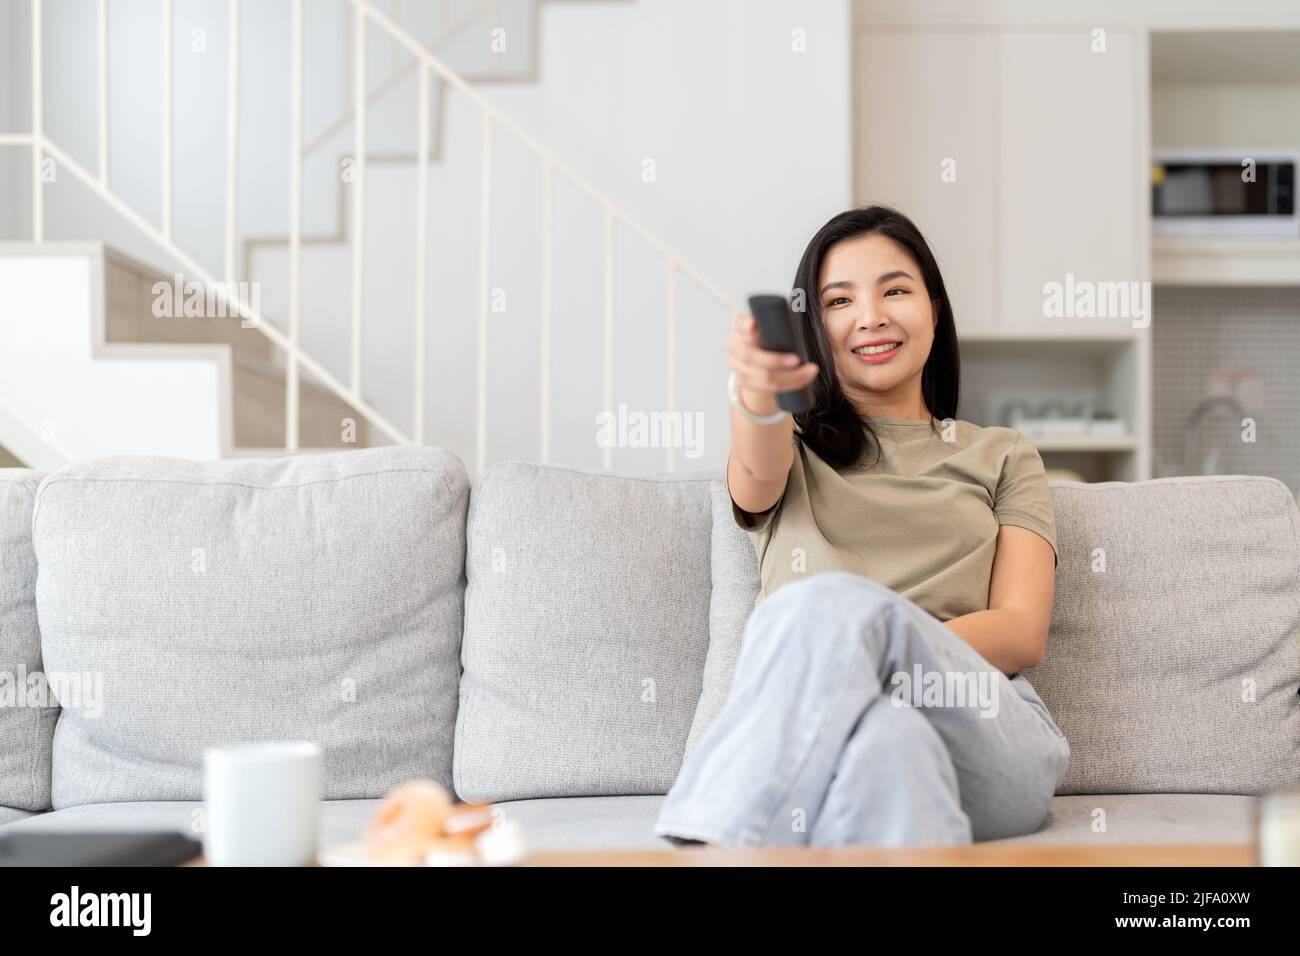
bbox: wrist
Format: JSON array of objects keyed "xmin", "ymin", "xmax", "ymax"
[
  {"xmin": 739, "ymin": 386, "xmax": 779, "ymax": 416},
  {"xmin": 728, "ymin": 371, "xmax": 788, "ymax": 426}
]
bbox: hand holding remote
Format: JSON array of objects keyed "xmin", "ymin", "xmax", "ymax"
[{"xmin": 727, "ymin": 306, "xmax": 818, "ymax": 418}]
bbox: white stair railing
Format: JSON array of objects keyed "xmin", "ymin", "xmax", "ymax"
[
  {"xmin": 9, "ymin": 0, "xmax": 740, "ymax": 474},
  {"xmin": 302, "ymin": 0, "xmax": 494, "ymax": 161}
]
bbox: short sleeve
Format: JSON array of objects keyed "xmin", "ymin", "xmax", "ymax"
[
  {"xmin": 993, "ymin": 432, "xmax": 1058, "ymax": 567},
  {"xmin": 731, "ymin": 488, "xmax": 784, "ymax": 532}
]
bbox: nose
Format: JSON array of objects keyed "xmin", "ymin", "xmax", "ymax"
[{"xmin": 857, "ymin": 302, "xmax": 890, "ymax": 331}]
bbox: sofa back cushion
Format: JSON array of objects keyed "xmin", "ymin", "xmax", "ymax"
[
  {"xmin": 684, "ymin": 472, "xmax": 1300, "ymax": 798},
  {"xmin": 0, "ymin": 470, "xmax": 56, "ymax": 811},
  {"xmin": 1030, "ymin": 475, "xmax": 1300, "ymax": 795},
  {"xmin": 33, "ymin": 447, "xmax": 468, "ymax": 807},
  {"xmin": 456, "ymin": 462, "xmax": 745, "ymax": 802},
  {"xmin": 682, "ymin": 481, "xmax": 761, "ymax": 756}
]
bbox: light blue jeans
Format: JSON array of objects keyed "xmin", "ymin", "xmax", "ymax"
[{"xmin": 653, "ymin": 570, "xmax": 1070, "ymax": 847}]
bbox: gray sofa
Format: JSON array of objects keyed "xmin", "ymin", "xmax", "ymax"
[{"xmin": 2, "ymin": 446, "xmax": 1297, "ymax": 854}]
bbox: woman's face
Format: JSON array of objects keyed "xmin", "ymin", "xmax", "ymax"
[{"xmin": 816, "ymin": 232, "xmax": 937, "ymax": 408}]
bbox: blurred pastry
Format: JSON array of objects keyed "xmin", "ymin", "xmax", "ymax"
[{"xmin": 364, "ymin": 780, "xmax": 455, "ymax": 862}]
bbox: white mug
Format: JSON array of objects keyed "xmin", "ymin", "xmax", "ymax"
[
  {"xmin": 1257, "ymin": 787, "xmax": 1300, "ymax": 867},
  {"xmin": 203, "ymin": 741, "xmax": 323, "ymax": 866}
]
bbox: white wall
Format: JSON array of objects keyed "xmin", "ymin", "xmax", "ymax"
[
  {"xmin": 483, "ymin": 0, "xmax": 854, "ymax": 312},
  {"xmin": 0, "ymin": 246, "xmax": 223, "ymax": 462}
]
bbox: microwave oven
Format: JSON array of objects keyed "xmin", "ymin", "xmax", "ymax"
[{"xmin": 1151, "ymin": 149, "xmax": 1297, "ymax": 237}]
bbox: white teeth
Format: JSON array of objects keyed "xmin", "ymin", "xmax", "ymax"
[{"xmin": 854, "ymin": 342, "xmax": 900, "ymax": 355}]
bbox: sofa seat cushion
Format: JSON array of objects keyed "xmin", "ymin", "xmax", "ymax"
[
  {"xmin": 0, "ymin": 806, "xmax": 36, "ymax": 827},
  {"xmin": 489, "ymin": 795, "xmax": 675, "ymax": 851},
  {"xmin": 1, "ymin": 794, "xmax": 1256, "ymax": 853},
  {"xmin": 490, "ymin": 794, "xmax": 1258, "ymax": 852},
  {"xmin": 987, "ymin": 793, "xmax": 1258, "ymax": 846},
  {"xmin": 1028, "ymin": 476, "xmax": 1300, "ymax": 795},
  {"xmin": 32, "ymin": 447, "xmax": 469, "ymax": 807}
]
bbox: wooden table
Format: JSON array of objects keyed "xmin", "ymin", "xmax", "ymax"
[
  {"xmin": 518, "ymin": 843, "xmax": 1255, "ymax": 866},
  {"xmin": 186, "ymin": 843, "xmax": 1254, "ymax": 866}
]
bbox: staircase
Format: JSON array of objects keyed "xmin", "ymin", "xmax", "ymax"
[
  {"xmin": 104, "ymin": 249, "xmax": 372, "ymax": 452},
  {"xmin": 107, "ymin": 0, "xmax": 531, "ymax": 457},
  {"xmin": 2, "ymin": 0, "xmax": 738, "ymax": 474}
]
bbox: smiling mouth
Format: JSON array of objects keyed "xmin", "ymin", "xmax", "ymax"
[{"xmin": 847, "ymin": 343, "xmax": 899, "ymax": 361}]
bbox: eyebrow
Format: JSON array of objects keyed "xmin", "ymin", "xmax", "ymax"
[{"xmin": 819, "ymin": 270, "xmax": 915, "ymax": 297}]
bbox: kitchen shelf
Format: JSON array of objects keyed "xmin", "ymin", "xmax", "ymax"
[
  {"xmin": 1028, "ymin": 434, "xmax": 1138, "ymax": 453},
  {"xmin": 1153, "ymin": 238, "xmax": 1300, "ymax": 285},
  {"xmin": 958, "ymin": 333, "xmax": 1140, "ymax": 351}
]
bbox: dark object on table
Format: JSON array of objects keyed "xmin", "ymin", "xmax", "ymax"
[{"xmin": 0, "ymin": 831, "xmax": 203, "ymax": 867}]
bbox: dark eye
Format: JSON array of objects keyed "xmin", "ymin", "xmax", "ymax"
[
  {"xmin": 884, "ymin": 288, "xmax": 907, "ymax": 297},
  {"xmin": 827, "ymin": 296, "xmax": 849, "ymax": 307}
]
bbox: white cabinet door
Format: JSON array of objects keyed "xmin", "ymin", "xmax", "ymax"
[
  {"xmin": 998, "ymin": 29, "xmax": 1144, "ymax": 336},
  {"xmin": 854, "ymin": 30, "xmax": 999, "ymax": 337}
]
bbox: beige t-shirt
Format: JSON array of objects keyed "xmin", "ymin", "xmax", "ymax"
[{"xmin": 731, "ymin": 416, "xmax": 1057, "ymax": 622}]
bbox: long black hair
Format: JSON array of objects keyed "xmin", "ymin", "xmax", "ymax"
[{"xmin": 790, "ymin": 205, "xmax": 960, "ymax": 470}]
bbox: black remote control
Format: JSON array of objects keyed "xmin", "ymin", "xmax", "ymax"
[{"xmin": 747, "ymin": 294, "xmax": 814, "ymax": 414}]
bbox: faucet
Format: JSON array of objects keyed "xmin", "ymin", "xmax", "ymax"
[{"xmin": 1182, "ymin": 395, "xmax": 1247, "ymax": 476}]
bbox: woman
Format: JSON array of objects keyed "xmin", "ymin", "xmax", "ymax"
[{"xmin": 653, "ymin": 206, "xmax": 1070, "ymax": 848}]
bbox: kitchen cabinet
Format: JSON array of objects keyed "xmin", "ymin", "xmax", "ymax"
[
  {"xmin": 997, "ymin": 28, "xmax": 1145, "ymax": 335},
  {"xmin": 853, "ymin": 24, "xmax": 1151, "ymax": 479},
  {"xmin": 855, "ymin": 27, "xmax": 1145, "ymax": 337},
  {"xmin": 854, "ymin": 30, "xmax": 999, "ymax": 336}
]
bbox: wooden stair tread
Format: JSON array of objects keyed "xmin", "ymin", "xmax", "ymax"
[{"xmin": 103, "ymin": 247, "xmax": 371, "ymax": 452}]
